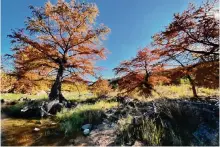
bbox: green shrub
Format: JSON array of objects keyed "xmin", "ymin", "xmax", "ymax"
[
  {"xmin": 60, "ymin": 111, "xmax": 85, "ymax": 135},
  {"xmin": 2, "ymin": 103, "xmax": 25, "ymax": 117},
  {"xmin": 180, "ymin": 78, "xmax": 190, "ymax": 85},
  {"xmin": 117, "ymin": 116, "xmax": 164, "ymax": 146},
  {"xmin": 118, "ymin": 115, "xmax": 133, "ymax": 130},
  {"xmin": 140, "ymin": 119, "xmax": 164, "ymax": 145},
  {"xmin": 56, "ymin": 101, "xmax": 118, "ymax": 135}
]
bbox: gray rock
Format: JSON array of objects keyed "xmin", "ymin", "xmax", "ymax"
[
  {"xmin": 83, "ymin": 129, "xmax": 90, "ymax": 135},
  {"xmin": 96, "ymin": 124, "xmax": 109, "ymax": 131},
  {"xmin": 46, "ymin": 100, "xmax": 63, "ymax": 114},
  {"xmin": 21, "ymin": 105, "xmax": 33, "ymax": 112},
  {"xmin": 132, "ymin": 141, "xmax": 144, "ymax": 146},
  {"xmin": 82, "ymin": 124, "xmax": 92, "ymax": 130},
  {"xmin": 110, "ymin": 123, "xmax": 117, "ymax": 128}
]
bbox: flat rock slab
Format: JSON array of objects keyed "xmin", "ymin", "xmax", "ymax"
[
  {"xmin": 89, "ymin": 129, "xmax": 116, "ymax": 146},
  {"xmin": 74, "ymin": 123, "xmax": 117, "ymax": 146}
]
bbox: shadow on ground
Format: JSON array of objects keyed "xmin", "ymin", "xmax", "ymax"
[{"xmin": 108, "ymin": 97, "xmax": 219, "ymax": 146}]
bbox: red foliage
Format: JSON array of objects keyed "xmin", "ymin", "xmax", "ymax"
[
  {"xmin": 152, "ymin": 0, "xmax": 219, "ymax": 97},
  {"xmin": 161, "ymin": 61, "xmax": 219, "ymax": 89},
  {"xmin": 153, "ymin": 0, "xmax": 219, "ymax": 59},
  {"xmin": 114, "ymin": 48, "xmax": 170, "ymax": 96}
]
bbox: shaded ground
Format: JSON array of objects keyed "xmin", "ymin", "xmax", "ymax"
[{"xmin": 109, "ymin": 96, "xmax": 219, "ymax": 146}]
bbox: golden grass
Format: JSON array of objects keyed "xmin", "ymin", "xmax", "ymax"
[
  {"xmin": 1, "ymin": 91, "xmax": 93, "ymax": 101},
  {"xmin": 122, "ymin": 84, "xmax": 219, "ymax": 101},
  {"xmin": 2, "ymin": 84, "xmax": 218, "ymax": 103},
  {"xmin": 1, "ymin": 93, "xmax": 48, "ymax": 100}
]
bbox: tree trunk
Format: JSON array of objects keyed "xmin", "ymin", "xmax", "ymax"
[
  {"xmin": 8, "ymin": 85, "xmax": 15, "ymax": 93},
  {"xmin": 49, "ymin": 66, "xmax": 65, "ymax": 102},
  {"xmin": 143, "ymin": 72, "xmax": 153, "ymax": 96},
  {"xmin": 187, "ymin": 75, "xmax": 198, "ymax": 97},
  {"xmin": 170, "ymin": 56, "xmax": 198, "ymax": 97}
]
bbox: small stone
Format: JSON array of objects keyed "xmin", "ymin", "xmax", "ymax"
[
  {"xmin": 83, "ymin": 129, "xmax": 90, "ymax": 135},
  {"xmin": 132, "ymin": 141, "xmax": 144, "ymax": 146},
  {"xmin": 110, "ymin": 123, "xmax": 116, "ymax": 128},
  {"xmin": 33, "ymin": 128, "xmax": 40, "ymax": 131},
  {"xmin": 21, "ymin": 106, "xmax": 29, "ymax": 112},
  {"xmin": 81, "ymin": 124, "xmax": 92, "ymax": 130}
]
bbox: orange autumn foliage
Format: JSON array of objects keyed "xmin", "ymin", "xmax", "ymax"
[
  {"xmin": 114, "ymin": 48, "xmax": 170, "ymax": 96},
  {"xmin": 90, "ymin": 78, "xmax": 112, "ymax": 97},
  {"xmin": 8, "ymin": 0, "xmax": 110, "ymax": 99},
  {"xmin": 152, "ymin": 0, "xmax": 219, "ymax": 97}
]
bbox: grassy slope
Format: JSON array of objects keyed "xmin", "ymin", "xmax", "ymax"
[{"xmin": 2, "ymin": 84, "xmax": 218, "ymax": 101}]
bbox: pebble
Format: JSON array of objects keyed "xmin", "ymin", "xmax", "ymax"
[
  {"xmin": 81, "ymin": 124, "xmax": 92, "ymax": 130},
  {"xmin": 33, "ymin": 128, "xmax": 40, "ymax": 131},
  {"xmin": 83, "ymin": 129, "xmax": 90, "ymax": 135}
]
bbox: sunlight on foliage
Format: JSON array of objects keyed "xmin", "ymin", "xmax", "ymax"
[
  {"xmin": 90, "ymin": 78, "xmax": 112, "ymax": 97},
  {"xmin": 1, "ymin": 93, "xmax": 48, "ymax": 100},
  {"xmin": 133, "ymin": 84, "xmax": 219, "ymax": 101}
]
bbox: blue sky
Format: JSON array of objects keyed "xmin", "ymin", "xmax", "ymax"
[{"xmin": 2, "ymin": 0, "xmax": 203, "ymax": 79}]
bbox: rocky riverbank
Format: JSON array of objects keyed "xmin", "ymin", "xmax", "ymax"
[{"xmin": 1, "ymin": 96, "xmax": 219, "ymax": 146}]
